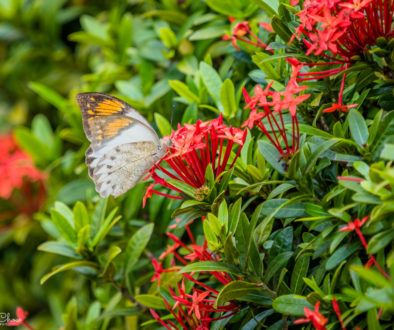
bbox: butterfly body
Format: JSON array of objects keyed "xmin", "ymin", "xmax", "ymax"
[{"xmin": 77, "ymin": 93, "xmax": 169, "ymax": 198}]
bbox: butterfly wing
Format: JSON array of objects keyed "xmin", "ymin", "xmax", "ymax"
[{"xmin": 76, "ymin": 93, "xmax": 164, "ymax": 198}]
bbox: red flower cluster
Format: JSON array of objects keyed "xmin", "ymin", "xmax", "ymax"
[
  {"xmin": 150, "ymin": 221, "xmax": 238, "ymax": 329},
  {"xmin": 292, "ymin": 0, "xmax": 393, "ymax": 58},
  {"xmin": 144, "ymin": 115, "xmax": 246, "ymax": 205},
  {"xmin": 290, "ymin": 0, "xmax": 394, "ymax": 113},
  {"xmin": 242, "ymin": 69, "xmax": 310, "ymax": 159},
  {"xmin": 0, "ymin": 134, "xmax": 45, "ymax": 219}
]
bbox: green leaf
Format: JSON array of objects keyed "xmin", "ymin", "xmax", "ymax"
[
  {"xmin": 290, "ymin": 254, "xmax": 310, "ymax": 294},
  {"xmin": 215, "ymin": 281, "xmax": 259, "ymax": 307},
  {"xmin": 32, "ymin": 114, "xmax": 55, "ymax": 151},
  {"xmin": 220, "ymin": 79, "xmax": 237, "ymax": 118},
  {"xmin": 125, "ymin": 223, "xmax": 154, "ymax": 275},
  {"xmin": 168, "ymin": 80, "xmax": 200, "ymax": 103},
  {"xmin": 80, "ymin": 15, "xmax": 108, "ymax": 41},
  {"xmin": 265, "ymin": 252, "xmax": 293, "ymax": 283},
  {"xmin": 218, "ymin": 200, "xmax": 228, "ymax": 229},
  {"xmin": 189, "ymin": 26, "xmax": 227, "ymax": 41},
  {"xmin": 229, "ymin": 198, "xmax": 242, "ymax": 234},
  {"xmin": 85, "ymin": 301, "xmax": 101, "ymax": 325},
  {"xmin": 303, "ymin": 139, "xmax": 339, "ymax": 175},
  {"xmin": 380, "ymin": 143, "xmax": 394, "ymax": 160},
  {"xmin": 102, "ymin": 245, "xmax": 122, "ymax": 275},
  {"xmin": 273, "ymin": 294, "xmax": 314, "ymax": 316},
  {"xmin": 14, "ymin": 127, "xmax": 51, "ymax": 164},
  {"xmin": 271, "ymin": 16, "xmax": 292, "ymax": 42},
  {"xmin": 158, "ymin": 27, "xmax": 177, "ymax": 48},
  {"xmin": 261, "ymin": 199, "xmax": 306, "ymax": 218},
  {"xmin": 98, "ymin": 308, "xmax": 139, "ymax": 320},
  {"xmin": 252, "ymin": 52, "xmax": 281, "ymax": 81},
  {"xmin": 40, "ymin": 261, "xmax": 99, "ymax": 284},
  {"xmin": 326, "ymin": 242, "xmax": 361, "ymax": 270},
  {"xmin": 258, "ymin": 140, "xmax": 286, "ymax": 175},
  {"xmin": 90, "ymin": 208, "xmax": 121, "ymax": 248},
  {"xmin": 38, "ymin": 241, "xmax": 82, "ymax": 259},
  {"xmin": 367, "ymin": 229, "xmax": 394, "ymax": 254},
  {"xmin": 167, "ymin": 178, "xmax": 196, "ymax": 199},
  {"xmin": 206, "ymin": 0, "xmax": 245, "ymax": 17},
  {"xmin": 367, "ymin": 309, "xmax": 382, "ymax": 330},
  {"xmin": 180, "ymin": 261, "xmax": 243, "ymax": 276},
  {"xmin": 241, "ymin": 309, "xmax": 274, "ymax": 330},
  {"xmin": 29, "ymin": 82, "xmax": 66, "ymax": 110},
  {"xmin": 200, "ymin": 62, "xmax": 223, "ymax": 106},
  {"xmin": 348, "ymin": 109, "xmax": 369, "ymax": 147},
  {"xmin": 57, "ymin": 179, "xmax": 95, "ymax": 204},
  {"xmin": 297, "ymin": 124, "xmax": 334, "ymax": 140},
  {"xmin": 367, "ymin": 110, "xmax": 383, "ymax": 146},
  {"xmin": 117, "ymin": 13, "xmax": 133, "ymax": 61},
  {"xmin": 51, "ymin": 209, "xmax": 77, "ymax": 248},
  {"xmin": 154, "ymin": 113, "xmax": 172, "ymax": 137},
  {"xmin": 254, "ymin": 0, "xmax": 278, "ymax": 16},
  {"xmin": 135, "ymin": 294, "xmax": 166, "ymax": 309},
  {"xmin": 73, "ymin": 201, "xmax": 89, "ymax": 233}
]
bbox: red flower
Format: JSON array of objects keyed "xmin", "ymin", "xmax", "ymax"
[
  {"xmin": 337, "ymin": 176, "xmax": 363, "ymax": 182},
  {"xmin": 144, "ymin": 115, "xmax": 246, "ymax": 203},
  {"xmin": 0, "ymin": 133, "xmax": 46, "ymax": 221},
  {"xmin": 242, "ymin": 75, "xmax": 309, "ymax": 159},
  {"xmin": 323, "ymin": 102, "xmax": 358, "ymax": 113},
  {"xmin": 223, "ymin": 21, "xmax": 270, "ymax": 51},
  {"xmin": 294, "ymin": 301, "xmax": 328, "ymax": 330},
  {"xmin": 339, "ymin": 215, "xmax": 390, "ymax": 279},
  {"xmin": 7, "ymin": 307, "xmax": 33, "ymax": 329},
  {"xmin": 150, "ymin": 222, "xmax": 239, "ymax": 329},
  {"xmin": 150, "ymin": 258, "xmax": 177, "ymax": 287},
  {"xmin": 332, "ymin": 298, "xmax": 346, "ymax": 330}
]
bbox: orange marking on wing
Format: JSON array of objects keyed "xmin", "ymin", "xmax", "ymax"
[
  {"xmin": 88, "ymin": 110, "xmax": 94, "ymax": 115},
  {"xmin": 90, "ymin": 97, "xmax": 95, "ymax": 101},
  {"xmin": 94, "ymin": 99, "xmax": 124, "ymax": 115},
  {"xmin": 103, "ymin": 118, "xmax": 132, "ymax": 138}
]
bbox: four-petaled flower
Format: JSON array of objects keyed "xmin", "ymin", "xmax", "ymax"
[
  {"xmin": 7, "ymin": 307, "xmax": 33, "ymax": 329},
  {"xmin": 294, "ymin": 301, "xmax": 328, "ymax": 330},
  {"xmin": 223, "ymin": 21, "xmax": 269, "ymax": 51}
]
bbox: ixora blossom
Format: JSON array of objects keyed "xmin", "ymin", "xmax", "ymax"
[
  {"xmin": 0, "ymin": 134, "xmax": 45, "ymax": 219},
  {"xmin": 143, "ymin": 115, "xmax": 246, "ymax": 205},
  {"xmin": 289, "ymin": 0, "xmax": 394, "ymax": 113},
  {"xmin": 7, "ymin": 307, "xmax": 34, "ymax": 329},
  {"xmin": 222, "ymin": 20, "xmax": 272, "ymax": 51},
  {"xmin": 294, "ymin": 301, "xmax": 328, "ymax": 330},
  {"xmin": 242, "ymin": 72, "xmax": 310, "ymax": 159},
  {"xmin": 339, "ymin": 215, "xmax": 390, "ymax": 279},
  {"xmin": 149, "ymin": 220, "xmax": 239, "ymax": 329}
]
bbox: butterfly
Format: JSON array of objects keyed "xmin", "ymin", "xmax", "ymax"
[{"xmin": 76, "ymin": 93, "xmax": 170, "ymax": 198}]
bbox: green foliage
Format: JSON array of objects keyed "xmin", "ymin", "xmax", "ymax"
[{"xmin": 1, "ymin": 0, "xmax": 394, "ymax": 329}]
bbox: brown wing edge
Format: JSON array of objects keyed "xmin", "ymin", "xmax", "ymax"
[{"xmin": 76, "ymin": 92, "xmax": 128, "ymax": 141}]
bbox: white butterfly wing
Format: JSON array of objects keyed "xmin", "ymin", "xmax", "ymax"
[{"xmin": 76, "ymin": 93, "xmax": 166, "ymax": 198}]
